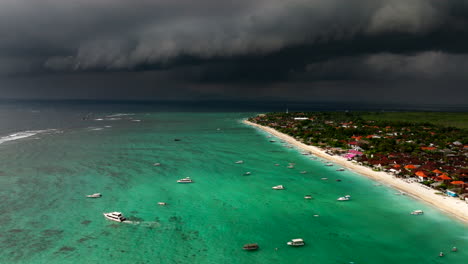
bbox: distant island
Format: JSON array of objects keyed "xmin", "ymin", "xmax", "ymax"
[{"xmin": 246, "ymin": 111, "xmax": 468, "ymax": 221}]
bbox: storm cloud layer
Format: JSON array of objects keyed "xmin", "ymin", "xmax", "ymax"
[{"xmin": 1, "ymin": 0, "xmax": 468, "ymax": 103}]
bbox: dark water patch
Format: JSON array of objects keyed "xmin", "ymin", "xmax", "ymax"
[
  {"xmin": 36, "ymin": 166, "xmax": 75, "ymax": 175},
  {"xmin": 77, "ymin": 235, "xmax": 95, "ymax": 243},
  {"xmin": 168, "ymin": 216, "xmax": 182, "ymax": 223},
  {"xmin": 42, "ymin": 229, "xmax": 64, "ymax": 236},
  {"xmin": 57, "ymin": 246, "xmax": 75, "ymax": 252},
  {"xmin": 101, "ymin": 231, "xmax": 111, "ymax": 236},
  {"xmin": 81, "ymin": 220, "xmax": 92, "ymax": 225},
  {"xmin": 108, "ymin": 224, "xmax": 121, "ymax": 228},
  {"xmin": 8, "ymin": 229, "xmax": 25, "ymax": 233},
  {"xmin": 130, "ymin": 210, "xmax": 139, "ymax": 214}
]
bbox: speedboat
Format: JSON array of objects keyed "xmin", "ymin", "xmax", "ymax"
[
  {"xmin": 304, "ymin": 195, "xmax": 313, "ymax": 199},
  {"xmin": 153, "ymin": 163, "xmax": 161, "ymax": 166},
  {"xmin": 325, "ymin": 163, "xmax": 334, "ymax": 166},
  {"xmin": 272, "ymin": 185, "xmax": 285, "ymax": 190},
  {"xmin": 337, "ymin": 195, "xmax": 351, "ymax": 201},
  {"xmin": 336, "ymin": 168, "xmax": 345, "ymax": 171},
  {"xmin": 177, "ymin": 177, "xmax": 193, "ymax": 183},
  {"xmin": 300, "ymin": 171, "xmax": 307, "ymax": 174},
  {"xmin": 287, "ymin": 238, "xmax": 305, "ymax": 246},
  {"xmin": 103, "ymin": 212, "xmax": 126, "ymax": 222},
  {"xmin": 269, "ymin": 140, "xmax": 276, "ymax": 142},
  {"xmin": 244, "ymin": 172, "xmax": 251, "ymax": 175},
  {"xmin": 158, "ymin": 202, "xmax": 167, "ymax": 206},
  {"xmin": 86, "ymin": 193, "xmax": 102, "ymax": 198},
  {"xmin": 235, "ymin": 160, "xmax": 244, "ymax": 164},
  {"xmin": 287, "ymin": 165, "xmax": 294, "ymax": 169},
  {"xmin": 242, "ymin": 243, "xmax": 259, "ymax": 251},
  {"xmin": 410, "ymin": 210, "xmax": 424, "ymax": 215}
]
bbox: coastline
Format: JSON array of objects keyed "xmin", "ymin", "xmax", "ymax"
[{"xmin": 244, "ymin": 120, "xmax": 468, "ymax": 223}]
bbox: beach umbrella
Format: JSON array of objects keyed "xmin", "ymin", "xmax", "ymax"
[{"xmin": 451, "ymin": 181, "xmax": 465, "ymax": 185}]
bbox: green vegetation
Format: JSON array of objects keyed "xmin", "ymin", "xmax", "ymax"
[{"xmin": 361, "ymin": 112, "xmax": 468, "ymax": 129}]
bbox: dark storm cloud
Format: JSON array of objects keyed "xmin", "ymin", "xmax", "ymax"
[{"xmin": 1, "ymin": 0, "xmax": 468, "ymax": 103}]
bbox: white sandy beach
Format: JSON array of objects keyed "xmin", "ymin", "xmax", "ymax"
[{"xmin": 244, "ymin": 120, "xmax": 468, "ymax": 223}]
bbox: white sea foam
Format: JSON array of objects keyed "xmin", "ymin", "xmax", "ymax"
[
  {"xmin": 0, "ymin": 129, "xmax": 59, "ymax": 145},
  {"xmin": 106, "ymin": 113, "xmax": 134, "ymax": 117}
]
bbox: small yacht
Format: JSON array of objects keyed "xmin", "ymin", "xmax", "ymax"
[
  {"xmin": 304, "ymin": 195, "xmax": 313, "ymax": 199},
  {"xmin": 86, "ymin": 193, "xmax": 102, "ymax": 198},
  {"xmin": 235, "ymin": 160, "xmax": 244, "ymax": 164},
  {"xmin": 177, "ymin": 177, "xmax": 194, "ymax": 183},
  {"xmin": 287, "ymin": 238, "xmax": 305, "ymax": 247},
  {"xmin": 158, "ymin": 202, "xmax": 167, "ymax": 206},
  {"xmin": 337, "ymin": 195, "xmax": 351, "ymax": 201},
  {"xmin": 242, "ymin": 243, "xmax": 259, "ymax": 251},
  {"xmin": 244, "ymin": 172, "xmax": 251, "ymax": 175},
  {"xmin": 272, "ymin": 185, "xmax": 285, "ymax": 190},
  {"xmin": 336, "ymin": 168, "xmax": 345, "ymax": 171},
  {"xmin": 103, "ymin": 212, "xmax": 126, "ymax": 222},
  {"xmin": 410, "ymin": 210, "xmax": 424, "ymax": 215}
]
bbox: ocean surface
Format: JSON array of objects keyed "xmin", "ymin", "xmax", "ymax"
[{"xmin": 0, "ymin": 101, "xmax": 467, "ymax": 264}]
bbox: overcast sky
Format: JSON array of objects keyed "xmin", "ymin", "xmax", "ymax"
[{"xmin": 1, "ymin": 0, "xmax": 468, "ymax": 104}]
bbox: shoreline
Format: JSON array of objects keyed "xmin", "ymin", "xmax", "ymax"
[{"xmin": 244, "ymin": 120, "xmax": 468, "ymax": 223}]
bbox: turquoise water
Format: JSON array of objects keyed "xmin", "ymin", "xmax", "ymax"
[{"xmin": 0, "ymin": 111, "xmax": 467, "ymax": 264}]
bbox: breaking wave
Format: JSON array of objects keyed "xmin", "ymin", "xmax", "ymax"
[{"xmin": 0, "ymin": 129, "xmax": 59, "ymax": 145}]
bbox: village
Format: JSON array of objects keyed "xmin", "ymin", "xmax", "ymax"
[{"xmin": 249, "ymin": 112, "xmax": 468, "ymax": 200}]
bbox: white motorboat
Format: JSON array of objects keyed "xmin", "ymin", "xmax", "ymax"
[
  {"xmin": 300, "ymin": 171, "xmax": 307, "ymax": 174},
  {"xmin": 103, "ymin": 212, "xmax": 126, "ymax": 222},
  {"xmin": 410, "ymin": 210, "xmax": 424, "ymax": 215},
  {"xmin": 325, "ymin": 163, "xmax": 334, "ymax": 166},
  {"xmin": 244, "ymin": 172, "xmax": 251, "ymax": 175},
  {"xmin": 177, "ymin": 177, "xmax": 194, "ymax": 183},
  {"xmin": 158, "ymin": 202, "xmax": 167, "ymax": 206},
  {"xmin": 287, "ymin": 238, "xmax": 305, "ymax": 246},
  {"xmin": 287, "ymin": 165, "xmax": 294, "ymax": 169},
  {"xmin": 304, "ymin": 195, "xmax": 313, "ymax": 199},
  {"xmin": 86, "ymin": 193, "xmax": 102, "ymax": 198},
  {"xmin": 336, "ymin": 168, "xmax": 345, "ymax": 171},
  {"xmin": 235, "ymin": 160, "xmax": 244, "ymax": 164},
  {"xmin": 153, "ymin": 163, "xmax": 161, "ymax": 166},
  {"xmin": 272, "ymin": 185, "xmax": 285, "ymax": 190},
  {"xmin": 337, "ymin": 195, "xmax": 351, "ymax": 201}
]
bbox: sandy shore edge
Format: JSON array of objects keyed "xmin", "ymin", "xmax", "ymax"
[{"xmin": 244, "ymin": 120, "xmax": 468, "ymax": 223}]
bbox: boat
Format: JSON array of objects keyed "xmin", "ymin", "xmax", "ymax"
[
  {"xmin": 287, "ymin": 165, "xmax": 294, "ymax": 169},
  {"xmin": 235, "ymin": 160, "xmax": 244, "ymax": 164},
  {"xmin": 103, "ymin": 212, "xmax": 126, "ymax": 222},
  {"xmin": 272, "ymin": 185, "xmax": 285, "ymax": 190},
  {"xmin": 452, "ymin": 247, "xmax": 457, "ymax": 252},
  {"xmin": 336, "ymin": 179, "xmax": 342, "ymax": 182},
  {"xmin": 300, "ymin": 171, "xmax": 307, "ymax": 174},
  {"xmin": 325, "ymin": 163, "xmax": 334, "ymax": 166},
  {"xmin": 242, "ymin": 243, "xmax": 259, "ymax": 251},
  {"xmin": 304, "ymin": 195, "xmax": 313, "ymax": 199},
  {"xmin": 274, "ymin": 164, "xmax": 280, "ymax": 166},
  {"xmin": 439, "ymin": 252, "xmax": 444, "ymax": 257},
  {"xmin": 244, "ymin": 172, "xmax": 251, "ymax": 175},
  {"xmin": 153, "ymin": 163, "xmax": 161, "ymax": 166},
  {"xmin": 287, "ymin": 238, "xmax": 305, "ymax": 247},
  {"xmin": 410, "ymin": 210, "xmax": 424, "ymax": 215},
  {"xmin": 336, "ymin": 168, "xmax": 345, "ymax": 171},
  {"xmin": 86, "ymin": 193, "xmax": 102, "ymax": 198},
  {"xmin": 269, "ymin": 140, "xmax": 276, "ymax": 142},
  {"xmin": 174, "ymin": 138, "xmax": 181, "ymax": 141},
  {"xmin": 321, "ymin": 178, "xmax": 328, "ymax": 180},
  {"xmin": 337, "ymin": 195, "xmax": 351, "ymax": 201},
  {"xmin": 157, "ymin": 202, "xmax": 167, "ymax": 206},
  {"xmin": 177, "ymin": 177, "xmax": 193, "ymax": 183}
]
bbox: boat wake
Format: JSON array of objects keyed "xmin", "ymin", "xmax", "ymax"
[
  {"xmin": 122, "ymin": 220, "xmax": 160, "ymax": 227},
  {"xmin": 0, "ymin": 129, "xmax": 59, "ymax": 145}
]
